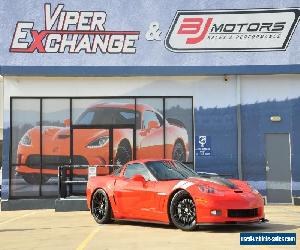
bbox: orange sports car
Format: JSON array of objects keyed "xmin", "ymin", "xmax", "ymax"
[
  {"xmin": 16, "ymin": 103, "xmax": 189, "ymax": 184},
  {"xmin": 86, "ymin": 159, "xmax": 266, "ymax": 231}
]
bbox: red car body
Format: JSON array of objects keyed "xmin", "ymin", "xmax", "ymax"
[
  {"xmin": 16, "ymin": 103, "xmax": 189, "ymax": 183},
  {"xmin": 86, "ymin": 159, "xmax": 265, "ymax": 230}
]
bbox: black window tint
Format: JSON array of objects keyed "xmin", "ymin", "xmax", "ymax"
[
  {"xmin": 77, "ymin": 111, "xmax": 95, "ymax": 125},
  {"xmin": 76, "ymin": 108, "xmax": 140, "ymax": 126},
  {"xmin": 124, "ymin": 163, "xmax": 153, "ymax": 181},
  {"xmin": 146, "ymin": 161, "xmax": 198, "ymax": 180},
  {"xmin": 143, "ymin": 111, "xmax": 162, "ymax": 129}
]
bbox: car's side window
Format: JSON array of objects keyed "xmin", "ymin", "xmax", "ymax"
[
  {"xmin": 142, "ymin": 110, "xmax": 162, "ymax": 129},
  {"xmin": 124, "ymin": 163, "xmax": 154, "ymax": 181}
]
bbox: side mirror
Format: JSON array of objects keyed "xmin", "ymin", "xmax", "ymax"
[
  {"xmin": 148, "ymin": 120, "xmax": 160, "ymax": 129},
  {"xmin": 64, "ymin": 118, "xmax": 70, "ymax": 127},
  {"xmin": 131, "ymin": 174, "xmax": 146, "ymax": 183}
]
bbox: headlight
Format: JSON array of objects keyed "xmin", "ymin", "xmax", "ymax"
[
  {"xmin": 86, "ymin": 136, "xmax": 109, "ymax": 148},
  {"xmin": 20, "ymin": 134, "xmax": 31, "ymax": 146},
  {"xmin": 247, "ymin": 182, "xmax": 259, "ymax": 194}
]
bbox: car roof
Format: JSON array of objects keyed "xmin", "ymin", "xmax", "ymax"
[
  {"xmin": 88, "ymin": 102, "xmax": 156, "ymax": 113},
  {"xmin": 125, "ymin": 159, "xmax": 174, "ymax": 165}
]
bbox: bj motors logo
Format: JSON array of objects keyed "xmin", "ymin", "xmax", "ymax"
[
  {"xmin": 10, "ymin": 3, "xmax": 140, "ymax": 54},
  {"xmin": 165, "ymin": 9, "xmax": 300, "ymax": 52}
]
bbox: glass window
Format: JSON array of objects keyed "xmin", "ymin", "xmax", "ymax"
[
  {"xmin": 77, "ymin": 111, "xmax": 94, "ymax": 125},
  {"xmin": 11, "ymin": 99, "xmax": 40, "ymax": 197},
  {"xmin": 124, "ymin": 163, "xmax": 154, "ymax": 181},
  {"xmin": 0, "ymin": 140, "xmax": 2, "ymax": 168},
  {"xmin": 72, "ymin": 99, "xmax": 136, "ymax": 126},
  {"xmin": 136, "ymin": 98, "xmax": 164, "ymax": 159},
  {"xmin": 76, "ymin": 108, "xmax": 139, "ymax": 126},
  {"xmin": 41, "ymin": 99, "xmax": 70, "ymax": 197},
  {"xmin": 146, "ymin": 160, "xmax": 197, "ymax": 180},
  {"xmin": 143, "ymin": 111, "xmax": 162, "ymax": 129},
  {"xmin": 165, "ymin": 98, "xmax": 193, "ymax": 162}
]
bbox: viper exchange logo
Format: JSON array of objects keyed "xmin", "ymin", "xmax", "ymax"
[
  {"xmin": 165, "ymin": 9, "xmax": 300, "ymax": 52},
  {"xmin": 10, "ymin": 3, "xmax": 140, "ymax": 54}
]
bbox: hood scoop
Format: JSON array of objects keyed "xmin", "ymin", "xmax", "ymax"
[{"xmin": 234, "ymin": 190, "xmax": 243, "ymax": 193}]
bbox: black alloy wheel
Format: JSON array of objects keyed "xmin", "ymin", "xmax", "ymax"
[
  {"xmin": 170, "ymin": 190, "xmax": 197, "ymax": 231},
  {"xmin": 172, "ymin": 141, "xmax": 186, "ymax": 162},
  {"xmin": 91, "ymin": 189, "xmax": 112, "ymax": 224}
]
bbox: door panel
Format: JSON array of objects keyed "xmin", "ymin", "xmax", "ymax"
[
  {"xmin": 114, "ymin": 178, "xmax": 158, "ymax": 220},
  {"xmin": 265, "ymin": 133, "xmax": 292, "ymax": 203}
]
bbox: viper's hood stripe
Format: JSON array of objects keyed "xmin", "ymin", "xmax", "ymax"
[{"xmin": 193, "ymin": 177, "xmax": 237, "ymax": 189}]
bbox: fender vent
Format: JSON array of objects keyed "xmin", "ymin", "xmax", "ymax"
[{"xmin": 234, "ymin": 190, "xmax": 243, "ymax": 193}]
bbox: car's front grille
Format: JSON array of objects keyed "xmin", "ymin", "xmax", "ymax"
[
  {"xmin": 25, "ymin": 155, "xmax": 88, "ymax": 169},
  {"xmin": 228, "ymin": 208, "xmax": 258, "ymax": 218}
]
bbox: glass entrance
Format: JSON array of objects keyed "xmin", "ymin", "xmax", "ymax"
[{"xmin": 71, "ymin": 127, "xmax": 134, "ymax": 195}]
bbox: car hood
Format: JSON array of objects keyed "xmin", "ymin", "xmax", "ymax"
[
  {"xmin": 185, "ymin": 176, "xmax": 251, "ymax": 192},
  {"xmin": 27, "ymin": 126, "xmax": 109, "ymax": 144}
]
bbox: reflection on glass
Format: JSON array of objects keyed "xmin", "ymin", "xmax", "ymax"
[
  {"xmin": 72, "ymin": 99, "xmax": 135, "ymax": 125},
  {"xmin": 41, "ymin": 99, "xmax": 70, "ymax": 196},
  {"xmin": 136, "ymin": 98, "xmax": 164, "ymax": 159},
  {"xmin": 113, "ymin": 129, "xmax": 133, "ymax": 165},
  {"xmin": 11, "ymin": 99, "xmax": 40, "ymax": 197},
  {"xmin": 165, "ymin": 98, "xmax": 193, "ymax": 162}
]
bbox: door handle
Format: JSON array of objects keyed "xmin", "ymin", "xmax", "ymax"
[{"xmin": 266, "ymin": 161, "xmax": 270, "ymax": 172}]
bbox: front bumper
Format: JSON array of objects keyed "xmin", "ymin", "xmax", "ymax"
[{"xmin": 194, "ymin": 193, "xmax": 265, "ymax": 224}]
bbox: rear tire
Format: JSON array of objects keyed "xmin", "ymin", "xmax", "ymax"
[
  {"xmin": 170, "ymin": 190, "xmax": 197, "ymax": 231},
  {"xmin": 22, "ymin": 174, "xmax": 50, "ymax": 185},
  {"xmin": 91, "ymin": 189, "xmax": 112, "ymax": 224},
  {"xmin": 172, "ymin": 140, "xmax": 186, "ymax": 162},
  {"xmin": 114, "ymin": 141, "xmax": 132, "ymax": 165}
]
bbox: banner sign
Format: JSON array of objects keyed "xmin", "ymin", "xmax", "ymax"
[
  {"xmin": 2, "ymin": 0, "xmax": 300, "ymax": 72},
  {"xmin": 10, "ymin": 3, "xmax": 140, "ymax": 54},
  {"xmin": 165, "ymin": 9, "xmax": 299, "ymax": 52}
]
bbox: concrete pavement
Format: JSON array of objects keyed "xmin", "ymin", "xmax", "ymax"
[{"xmin": 0, "ymin": 206, "xmax": 299, "ymax": 250}]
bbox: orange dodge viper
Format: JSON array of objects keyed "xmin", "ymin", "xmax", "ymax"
[
  {"xmin": 16, "ymin": 103, "xmax": 189, "ymax": 184},
  {"xmin": 86, "ymin": 159, "xmax": 266, "ymax": 231}
]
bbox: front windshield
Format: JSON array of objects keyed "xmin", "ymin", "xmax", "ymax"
[
  {"xmin": 75, "ymin": 107, "xmax": 141, "ymax": 127},
  {"xmin": 145, "ymin": 161, "xmax": 198, "ymax": 180}
]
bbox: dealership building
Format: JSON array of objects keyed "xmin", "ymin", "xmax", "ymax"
[{"xmin": 1, "ymin": 0, "xmax": 300, "ymax": 209}]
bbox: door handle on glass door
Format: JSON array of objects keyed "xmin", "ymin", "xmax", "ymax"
[{"xmin": 266, "ymin": 161, "xmax": 270, "ymax": 172}]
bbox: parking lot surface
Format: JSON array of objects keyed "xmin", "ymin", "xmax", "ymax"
[{"xmin": 0, "ymin": 205, "xmax": 299, "ymax": 250}]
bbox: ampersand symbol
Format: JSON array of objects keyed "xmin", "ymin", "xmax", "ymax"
[{"xmin": 145, "ymin": 22, "xmax": 162, "ymax": 41}]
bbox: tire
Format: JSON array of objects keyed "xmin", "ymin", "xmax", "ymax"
[
  {"xmin": 170, "ymin": 190, "xmax": 197, "ymax": 231},
  {"xmin": 114, "ymin": 141, "xmax": 132, "ymax": 165},
  {"xmin": 22, "ymin": 174, "xmax": 50, "ymax": 185},
  {"xmin": 91, "ymin": 189, "xmax": 112, "ymax": 224},
  {"xmin": 172, "ymin": 140, "xmax": 186, "ymax": 162}
]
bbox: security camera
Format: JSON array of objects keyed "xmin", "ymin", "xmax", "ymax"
[{"xmin": 224, "ymin": 75, "xmax": 228, "ymax": 82}]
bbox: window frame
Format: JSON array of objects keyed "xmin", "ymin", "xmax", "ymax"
[{"xmin": 9, "ymin": 96, "xmax": 194, "ymax": 199}]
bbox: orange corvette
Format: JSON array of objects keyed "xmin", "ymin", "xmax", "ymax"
[
  {"xmin": 87, "ymin": 159, "xmax": 266, "ymax": 231},
  {"xmin": 16, "ymin": 103, "xmax": 189, "ymax": 184}
]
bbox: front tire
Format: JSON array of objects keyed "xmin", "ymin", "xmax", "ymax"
[
  {"xmin": 91, "ymin": 189, "xmax": 112, "ymax": 224},
  {"xmin": 170, "ymin": 190, "xmax": 197, "ymax": 231}
]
